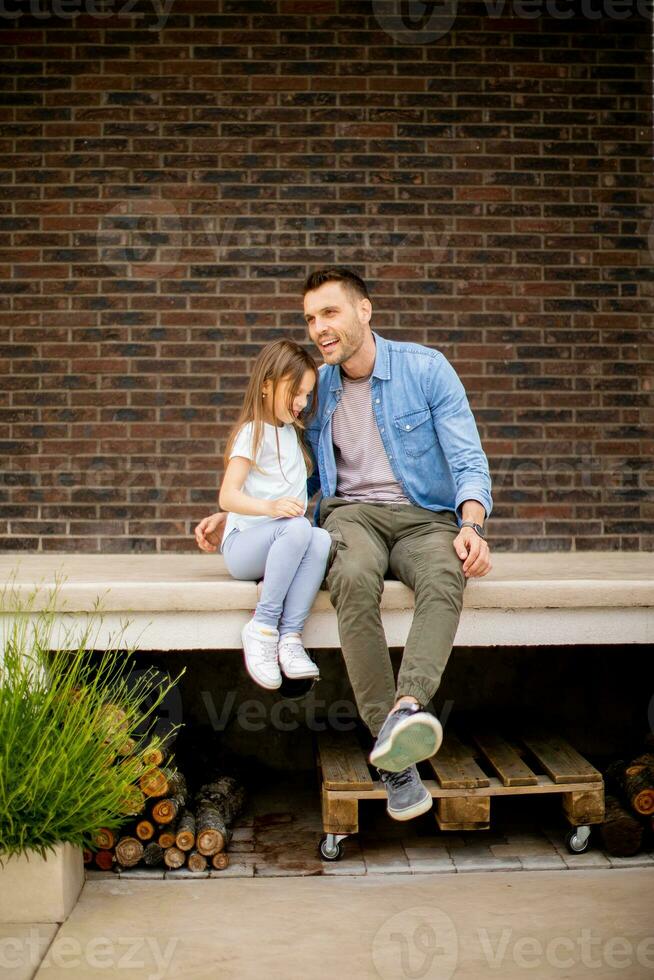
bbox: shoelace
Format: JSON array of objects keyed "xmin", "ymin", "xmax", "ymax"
[
  {"xmin": 250, "ymin": 631, "xmax": 279, "ymax": 663},
  {"xmin": 379, "ymin": 766, "xmax": 414, "ymax": 788},
  {"xmin": 279, "ymin": 637, "xmax": 306, "ymax": 661},
  {"xmin": 259, "ymin": 642, "xmax": 279, "ymax": 663}
]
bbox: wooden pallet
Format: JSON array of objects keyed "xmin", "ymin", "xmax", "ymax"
[{"xmin": 316, "ymin": 726, "xmax": 605, "ymax": 835}]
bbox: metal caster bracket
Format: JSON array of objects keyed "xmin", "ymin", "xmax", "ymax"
[
  {"xmin": 319, "ymin": 833, "xmax": 349, "ymax": 861},
  {"xmin": 566, "ymin": 824, "xmax": 592, "ymax": 853}
]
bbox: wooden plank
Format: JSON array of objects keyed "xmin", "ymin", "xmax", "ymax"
[
  {"xmin": 471, "ymin": 732, "xmax": 538, "ymax": 787},
  {"xmin": 321, "ymin": 787, "xmax": 359, "ymax": 834},
  {"xmin": 520, "ymin": 731, "xmax": 602, "ymax": 785},
  {"xmin": 327, "ymin": 774, "xmax": 604, "ymax": 800},
  {"xmin": 426, "ymin": 732, "xmax": 490, "ymax": 789},
  {"xmin": 562, "ymin": 788, "xmax": 605, "ymax": 826},
  {"xmin": 318, "ymin": 732, "xmax": 374, "ymax": 792},
  {"xmin": 435, "ymin": 796, "xmax": 490, "ymax": 831}
]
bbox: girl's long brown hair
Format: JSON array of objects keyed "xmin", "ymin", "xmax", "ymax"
[{"xmin": 223, "ymin": 339, "xmax": 319, "ymax": 480}]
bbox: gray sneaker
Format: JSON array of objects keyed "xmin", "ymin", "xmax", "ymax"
[
  {"xmin": 377, "ymin": 764, "xmax": 433, "ymax": 821},
  {"xmin": 369, "ymin": 702, "xmax": 443, "ymax": 772}
]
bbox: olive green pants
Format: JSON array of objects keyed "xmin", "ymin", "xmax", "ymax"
[{"xmin": 318, "ymin": 497, "xmax": 468, "ymax": 738}]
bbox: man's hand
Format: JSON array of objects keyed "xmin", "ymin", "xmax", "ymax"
[
  {"xmin": 453, "ymin": 527, "xmax": 492, "ymax": 578},
  {"xmin": 194, "ymin": 512, "xmax": 227, "ymax": 553}
]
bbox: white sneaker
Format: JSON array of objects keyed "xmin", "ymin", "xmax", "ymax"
[
  {"xmin": 277, "ymin": 633, "xmax": 320, "ymax": 680},
  {"xmin": 241, "ymin": 619, "xmax": 282, "ymax": 690}
]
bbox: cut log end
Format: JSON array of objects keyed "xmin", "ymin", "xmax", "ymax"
[
  {"xmin": 92, "ymin": 828, "xmax": 115, "ymax": 850},
  {"xmin": 195, "ymin": 798, "xmax": 236, "ymax": 855},
  {"xmin": 158, "ymin": 829, "xmax": 176, "ymax": 849},
  {"xmin": 115, "ymin": 836, "xmax": 144, "ymax": 868},
  {"xmin": 187, "ymin": 850, "xmax": 208, "ymax": 873},
  {"xmin": 151, "ymin": 797, "xmax": 182, "ymax": 825},
  {"xmin": 163, "ymin": 846, "xmax": 186, "ymax": 870},
  {"xmin": 139, "ymin": 766, "xmax": 170, "ymax": 798},
  {"xmin": 196, "ymin": 829, "xmax": 225, "ymax": 856},
  {"xmin": 142, "ymin": 746, "xmax": 166, "ymax": 767},
  {"xmin": 94, "ymin": 850, "xmax": 114, "ymax": 871},
  {"xmin": 606, "ymin": 760, "xmax": 654, "ymax": 816},
  {"xmin": 135, "ymin": 820, "xmax": 155, "ymax": 841},
  {"xmin": 175, "ymin": 809, "xmax": 196, "ymax": 852}
]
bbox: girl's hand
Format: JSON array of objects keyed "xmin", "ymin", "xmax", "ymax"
[
  {"xmin": 195, "ymin": 512, "xmax": 227, "ymax": 552},
  {"xmin": 267, "ymin": 497, "xmax": 306, "ymax": 519}
]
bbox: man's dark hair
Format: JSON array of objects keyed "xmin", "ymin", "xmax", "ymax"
[{"xmin": 302, "ymin": 267, "xmax": 371, "ymax": 305}]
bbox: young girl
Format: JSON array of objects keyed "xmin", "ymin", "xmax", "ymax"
[{"xmin": 219, "ymin": 339, "xmax": 332, "ymax": 691}]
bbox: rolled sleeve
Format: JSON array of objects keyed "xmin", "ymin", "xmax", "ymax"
[
  {"xmin": 454, "ymin": 486, "xmax": 493, "ymax": 523},
  {"xmin": 428, "ymin": 355, "xmax": 493, "ymax": 523}
]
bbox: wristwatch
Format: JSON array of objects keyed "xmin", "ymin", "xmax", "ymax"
[{"xmin": 460, "ymin": 520, "xmax": 486, "ymax": 540}]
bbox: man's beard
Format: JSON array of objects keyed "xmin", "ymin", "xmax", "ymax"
[{"xmin": 330, "ymin": 321, "xmax": 364, "ymax": 365}]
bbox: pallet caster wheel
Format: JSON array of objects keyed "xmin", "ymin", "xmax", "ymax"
[
  {"xmin": 565, "ymin": 825, "xmax": 592, "ymax": 854},
  {"xmin": 319, "ymin": 834, "xmax": 346, "ymax": 861}
]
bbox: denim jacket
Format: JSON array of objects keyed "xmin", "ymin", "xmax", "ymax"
[{"xmin": 303, "ymin": 331, "xmax": 493, "ymax": 530}]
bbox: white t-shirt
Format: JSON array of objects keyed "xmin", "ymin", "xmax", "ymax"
[{"xmin": 222, "ymin": 420, "xmax": 308, "ymax": 547}]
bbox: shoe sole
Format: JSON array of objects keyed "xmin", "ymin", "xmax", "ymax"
[
  {"xmin": 280, "ymin": 666, "xmax": 321, "ymax": 680},
  {"xmin": 241, "ymin": 625, "xmax": 282, "ymax": 691},
  {"xmin": 387, "ymin": 789, "xmax": 433, "ymax": 822},
  {"xmin": 369, "ymin": 714, "xmax": 443, "ymax": 772}
]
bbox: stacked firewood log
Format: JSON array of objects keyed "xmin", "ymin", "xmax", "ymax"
[
  {"xmin": 599, "ymin": 732, "xmax": 654, "ymax": 856},
  {"xmin": 85, "ymin": 741, "xmax": 246, "ymax": 874}
]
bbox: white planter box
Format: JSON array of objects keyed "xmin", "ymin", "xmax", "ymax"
[{"xmin": 0, "ymin": 842, "xmax": 84, "ymax": 923}]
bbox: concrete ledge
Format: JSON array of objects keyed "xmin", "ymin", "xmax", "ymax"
[{"xmin": 0, "ymin": 553, "xmax": 652, "ymax": 649}]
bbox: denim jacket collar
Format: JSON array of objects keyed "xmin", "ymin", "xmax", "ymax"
[
  {"xmin": 307, "ymin": 331, "xmax": 493, "ymax": 527},
  {"xmin": 327, "ymin": 330, "xmax": 390, "ymax": 392}
]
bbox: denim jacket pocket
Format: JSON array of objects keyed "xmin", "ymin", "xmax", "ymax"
[{"xmin": 393, "ymin": 407, "xmax": 435, "ymax": 457}]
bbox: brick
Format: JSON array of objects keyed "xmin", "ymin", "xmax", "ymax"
[
  {"xmin": 453, "ymin": 853, "xmax": 523, "ymax": 873},
  {"xmin": 560, "ymin": 851, "xmax": 612, "ymax": 870},
  {"xmin": 321, "ymin": 859, "xmax": 367, "ymax": 875},
  {"xmin": 408, "ymin": 855, "xmax": 456, "ymax": 874},
  {"xmin": 209, "ymin": 859, "xmax": 255, "ymax": 878},
  {"xmin": 519, "ymin": 854, "xmax": 568, "ymax": 871},
  {"xmin": 0, "ymin": 8, "xmax": 650, "ymax": 553},
  {"xmin": 490, "ymin": 843, "xmax": 556, "ymax": 858},
  {"xmin": 606, "ymin": 854, "xmax": 654, "ymax": 869}
]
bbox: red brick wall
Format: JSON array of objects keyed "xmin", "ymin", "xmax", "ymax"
[{"xmin": 1, "ymin": 1, "xmax": 652, "ymax": 553}]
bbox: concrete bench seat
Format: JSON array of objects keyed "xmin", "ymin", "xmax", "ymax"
[{"xmin": 1, "ymin": 553, "xmax": 651, "ymax": 650}]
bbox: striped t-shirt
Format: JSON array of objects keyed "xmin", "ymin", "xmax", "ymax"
[{"xmin": 331, "ymin": 369, "xmax": 411, "ymax": 503}]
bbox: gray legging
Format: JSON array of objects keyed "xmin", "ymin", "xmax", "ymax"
[{"xmin": 222, "ymin": 516, "xmax": 332, "ymax": 636}]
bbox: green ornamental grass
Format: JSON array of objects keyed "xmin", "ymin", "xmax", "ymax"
[{"xmin": 0, "ymin": 575, "xmax": 184, "ymax": 862}]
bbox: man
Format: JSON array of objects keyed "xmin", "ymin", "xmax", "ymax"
[{"xmin": 195, "ymin": 267, "xmax": 493, "ymax": 822}]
